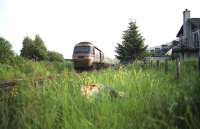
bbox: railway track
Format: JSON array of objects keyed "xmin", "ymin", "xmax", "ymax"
[
  {"xmin": 0, "ymin": 80, "xmax": 19, "ymax": 90},
  {"xmin": 0, "ymin": 75, "xmax": 61, "ymax": 90}
]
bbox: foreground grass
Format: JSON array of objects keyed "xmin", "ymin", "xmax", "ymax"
[{"xmin": 0, "ymin": 60, "xmax": 200, "ymax": 129}]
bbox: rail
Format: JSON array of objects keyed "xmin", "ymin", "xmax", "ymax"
[{"xmin": 0, "ymin": 75, "xmax": 61, "ymax": 90}]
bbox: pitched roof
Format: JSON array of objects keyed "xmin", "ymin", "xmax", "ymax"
[
  {"xmin": 176, "ymin": 18, "xmax": 200, "ymax": 37},
  {"xmin": 190, "ymin": 18, "xmax": 200, "ymax": 27},
  {"xmin": 176, "ymin": 26, "xmax": 183, "ymax": 37}
]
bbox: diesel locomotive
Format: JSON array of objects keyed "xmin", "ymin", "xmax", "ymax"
[{"xmin": 72, "ymin": 42, "xmax": 111, "ymax": 70}]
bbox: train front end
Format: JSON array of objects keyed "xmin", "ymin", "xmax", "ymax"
[{"xmin": 72, "ymin": 43, "xmax": 94, "ymax": 70}]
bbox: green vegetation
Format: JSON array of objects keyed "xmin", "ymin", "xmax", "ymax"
[
  {"xmin": 0, "ymin": 59, "xmax": 73, "ymax": 81},
  {"xmin": 21, "ymin": 35, "xmax": 48, "ymax": 60},
  {"xmin": 0, "ymin": 36, "xmax": 68, "ymax": 82},
  {"xmin": 115, "ymin": 20, "xmax": 147, "ymax": 63},
  {"xmin": 0, "ymin": 37, "xmax": 14, "ymax": 64},
  {"xmin": 48, "ymin": 51, "xmax": 64, "ymax": 62},
  {"xmin": 20, "ymin": 35, "xmax": 64, "ymax": 62},
  {"xmin": 0, "ymin": 59, "xmax": 200, "ymax": 129}
]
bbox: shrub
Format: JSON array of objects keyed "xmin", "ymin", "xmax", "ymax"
[{"xmin": 47, "ymin": 51, "xmax": 64, "ymax": 62}]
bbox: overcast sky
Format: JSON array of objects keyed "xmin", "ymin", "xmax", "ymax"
[{"xmin": 0, "ymin": 0, "xmax": 200, "ymax": 58}]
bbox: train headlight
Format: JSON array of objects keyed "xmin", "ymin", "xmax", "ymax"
[{"xmin": 85, "ymin": 56, "xmax": 94, "ymax": 59}]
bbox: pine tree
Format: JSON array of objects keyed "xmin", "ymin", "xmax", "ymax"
[{"xmin": 115, "ymin": 20, "xmax": 147, "ymax": 63}]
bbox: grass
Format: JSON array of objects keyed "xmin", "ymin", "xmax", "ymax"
[
  {"xmin": 0, "ymin": 59, "xmax": 200, "ymax": 129},
  {"xmin": 0, "ymin": 59, "xmax": 73, "ymax": 81}
]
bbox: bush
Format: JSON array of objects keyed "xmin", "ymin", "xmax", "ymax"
[{"xmin": 47, "ymin": 51, "xmax": 64, "ymax": 62}]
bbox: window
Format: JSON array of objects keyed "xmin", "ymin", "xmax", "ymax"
[
  {"xmin": 74, "ymin": 46, "xmax": 92, "ymax": 54},
  {"xmin": 193, "ymin": 33, "xmax": 199, "ymax": 48}
]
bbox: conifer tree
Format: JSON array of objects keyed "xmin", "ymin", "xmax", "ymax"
[{"xmin": 115, "ymin": 20, "xmax": 147, "ymax": 63}]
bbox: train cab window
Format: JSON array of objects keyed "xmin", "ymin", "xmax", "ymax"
[{"xmin": 74, "ymin": 46, "xmax": 92, "ymax": 54}]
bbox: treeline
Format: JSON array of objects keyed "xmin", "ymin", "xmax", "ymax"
[{"xmin": 0, "ymin": 35, "xmax": 64, "ymax": 64}]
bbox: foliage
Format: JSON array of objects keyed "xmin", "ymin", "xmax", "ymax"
[
  {"xmin": 20, "ymin": 35, "xmax": 48, "ymax": 60},
  {"xmin": 0, "ymin": 37, "xmax": 14, "ymax": 63},
  {"xmin": 115, "ymin": 20, "xmax": 147, "ymax": 63},
  {"xmin": 0, "ymin": 59, "xmax": 73, "ymax": 81},
  {"xmin": 20, "ymin": 36, "xmax": 33, "ymax": 59},
  {"xmin": 143, "ymin": 50, "xmax": 151, "ymax": 57},
  {"xmin": 48, "ymin": 51, "xmax": 64, "ymax": 62}
]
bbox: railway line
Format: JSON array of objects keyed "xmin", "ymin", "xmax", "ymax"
[
  {"xmin": 0, "ymin": 80, "xmax": 19, "ymax": 90},
  {"xmin": 0, "ymin": 75, "xmax": 61, "ymax": 90}
]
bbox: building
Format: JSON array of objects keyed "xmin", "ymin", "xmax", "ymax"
[
  {"xmin": 147, "ymin": 42, "xmax": 172, "ymax": 57},
  {"xmin": 175, "ymin": 9, "xmax": 200, "ymax": 58}
]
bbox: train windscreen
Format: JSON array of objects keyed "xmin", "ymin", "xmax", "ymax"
[{"xmin": 73, "ymin": 46, "xmax": 92, "ymax": 54}]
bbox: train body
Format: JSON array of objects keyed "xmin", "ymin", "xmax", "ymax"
[{"xmin": 72, "ymin": 42, "xmax": 105, "ymax": 70}]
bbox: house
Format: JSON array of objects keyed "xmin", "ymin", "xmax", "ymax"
[
  {"xmin": 175, "ymin": 9, "xmax": 200, "ymax": 58},
  {"xmin": 147, "ymin": 42, "xmax": 172, "ymax": 57},
  {"xmin": 147, "ymin": 47, "xmax": 162, "ymax": 56},
  {"xmin": 161, "ymin": 44, "xmax": 169, "ymax": 51},
  {"xmin": 154, "ymin": 48, "xmax": 161, "ymax": 54}
]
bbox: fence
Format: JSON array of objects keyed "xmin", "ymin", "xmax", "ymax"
[{"xmin": 143, "ymin": 56, "xmax": 199, "ymax": 79}]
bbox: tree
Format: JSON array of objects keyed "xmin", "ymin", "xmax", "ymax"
[
  {"xmin": 0, "ymin": 37, "xmax": 14, "ymax": 63},
  {"xmin": 33, "ymin": 35, "xmax": 48, "ymax": 60},
  {"xmin": 20, "ymin": 35, "xmax": 48, "ymax": 60},
  {"xmin": 20, "ymin": 36, "xmax": 34, "ymax": 59},
  {"xmin": 115, "ymin": 20, "xmax": 147, "ymax": 63},
  {"xmin": 48, "ymin": 51, "xmax": 64, "ymax": 62}
]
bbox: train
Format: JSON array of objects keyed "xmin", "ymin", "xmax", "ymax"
[{"xmin": 72, "ymin": 42, "xmax": 114, "ymax": 70}]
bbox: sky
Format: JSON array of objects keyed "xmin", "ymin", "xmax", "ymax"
[{"xmin": 0, "ymin": 0, "xmax": 200, "ymax": 59}]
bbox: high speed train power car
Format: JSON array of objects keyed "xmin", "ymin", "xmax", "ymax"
[{"xmin": 72, "ymin": 42, "xmax": 113, "ymax": 70}]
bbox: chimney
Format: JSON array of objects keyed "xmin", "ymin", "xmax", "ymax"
[
  {"xmin": 183, "ymin": 9, "xmax": 190, "ymax": 23},
  {"xmin": 183, "ymin": 9, "xmax": 192, "ymax": 47}
]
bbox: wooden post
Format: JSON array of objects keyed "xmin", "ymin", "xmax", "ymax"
[
  {"xmin": 165, "ymin": 58, "xmax": 168, "ymax": 73},
  {"xmin": 198, "ymin": 31, "xmax": 200, "ymax": 75},
  {"xmin": 198, "ymin": 36, "xmax": 200, "ymax": 74},
  {"xmin": 198, "ymin": 40, "xmax": 200, "ymax": 75},
  {"xmin": 156, "ymin": 60, "xmax": 159, "ymax": 69},
  {"xmin": 176, "ymin": 57, "xmax": 181, "ymax": 80}
]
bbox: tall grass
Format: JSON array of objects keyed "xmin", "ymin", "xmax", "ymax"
[
  {"xmin": 0, "ymin": 60, "xmax": 200, "ymax": 129},
  {"xmin": 0, "ymin": 59, "xmax": 73, "ymax": 81}
]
